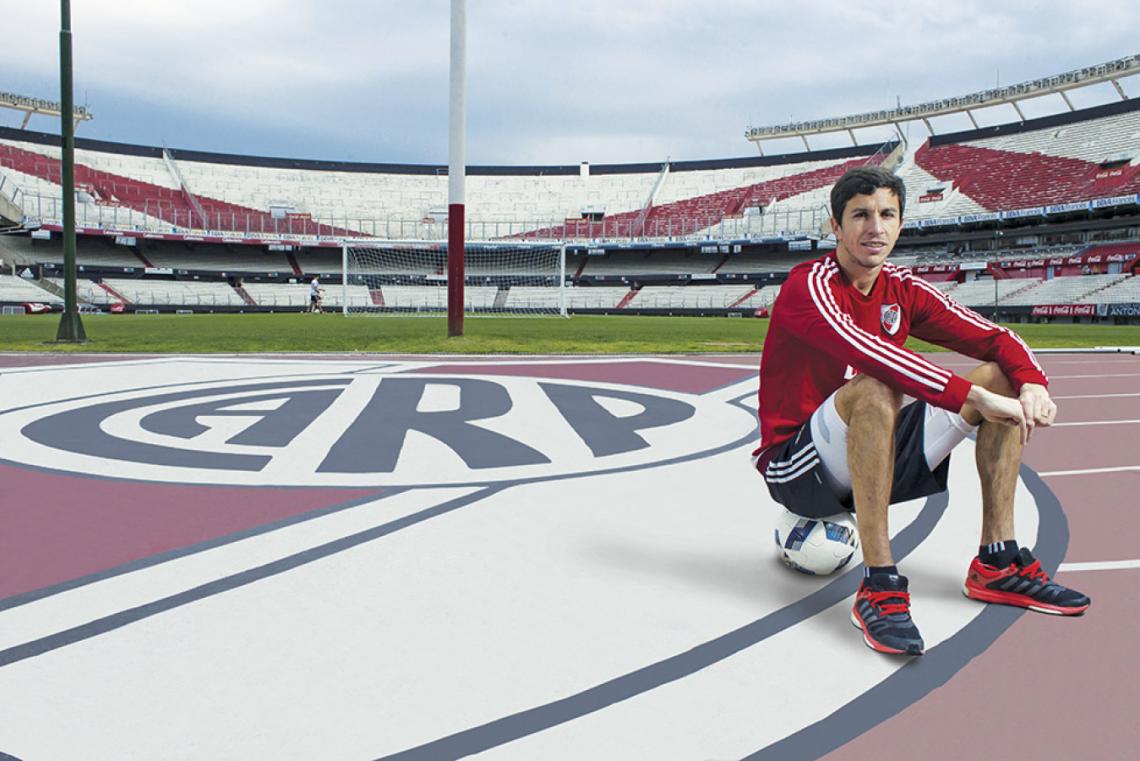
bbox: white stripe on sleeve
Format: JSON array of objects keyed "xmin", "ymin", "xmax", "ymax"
[{"xmin": 806, "ymin": 262, "xmax": 950, "ymax": 392}]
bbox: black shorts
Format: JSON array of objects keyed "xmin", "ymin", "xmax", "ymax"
[{"xmin": 762, "ymin": 401, "xmax": 951, "ymax": 519}]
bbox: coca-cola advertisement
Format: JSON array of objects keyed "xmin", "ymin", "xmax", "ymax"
[{"xmin": 1030, "ymin": 304, "xmax": 1097, "ymax": 317}]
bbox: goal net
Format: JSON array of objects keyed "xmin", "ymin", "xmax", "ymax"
[{"xmin": 340, "ymin": 241, "xmax": 567, "ymax": 316}]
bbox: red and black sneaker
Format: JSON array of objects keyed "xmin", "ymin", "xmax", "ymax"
[
  {"xmin": 964, "ymin": 547, "xmax": 1090, "ymax": 616},
  {"xmin": 850, "ymin": 573, "xmax": 925, "ymax": 655}
]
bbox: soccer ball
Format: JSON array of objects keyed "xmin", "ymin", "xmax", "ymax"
[{"xmin": 773, "ymin": 507, "xmax": 859, "ymax": 575}]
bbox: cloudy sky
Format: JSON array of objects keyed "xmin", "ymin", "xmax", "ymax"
[{"xmin": 3, "ymin": 1, "xmax": 1138, "ymax": 166}]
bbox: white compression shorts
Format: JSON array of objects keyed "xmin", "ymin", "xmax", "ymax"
[{"xmin": 808, "ymin": 390, "xmax": 977, "ymax": 499}]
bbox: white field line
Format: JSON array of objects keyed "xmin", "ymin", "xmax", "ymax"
[
  {"xmin": 1051, "ymin": 419, "xmax": 1140, "ymax": 427},
  {"xmin": 1047, "ymin": 373, "xmax": 1140, "ymax": 379},
  {"xmin": 1039, "ymin": 466, "xmax": 1140, "ymax": 477},
  {"xmin": 1052, "ymin": 393, "xmax": 1140, "ymax": 399},
  {"xmin": 1058, "ymin": 559, "xmax": 1140, "ymax": 572},
  {"xmin": 1035, "ymin": 347, "xmax": 1140, "ymax": 355},
  {"xmin": 938, "ymin": 361, "xmax": 1140, "ymax": 369}
]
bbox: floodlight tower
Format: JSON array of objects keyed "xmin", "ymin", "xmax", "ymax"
[
  {"xmin": 56, "ymin": 0, "xmax": 85, "ymax": 342},
  {"xmin": 447, "ymin": 0, "xmax": 466, "ymax": 337}
]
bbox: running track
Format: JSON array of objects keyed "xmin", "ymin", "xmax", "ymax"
[{"xmin": 0, "ymin": 350, "xmax": 1135, "ymax": 760}]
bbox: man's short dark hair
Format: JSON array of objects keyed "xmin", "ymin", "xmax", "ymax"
[{"xmin": 830, "ymin": 167, "xmax": 906, "ymax": 222}]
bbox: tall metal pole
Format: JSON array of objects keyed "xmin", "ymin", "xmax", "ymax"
[
  {"xmin": 447, "ymin": 0, "xmax": 466, "ymax": 337},
  {"xmin": 56, "ymin": 0, "xmax": 86, "ymax": 341}
]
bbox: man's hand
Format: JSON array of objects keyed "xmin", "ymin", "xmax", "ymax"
[
  {"xmin": 1018, "ymin": 382, "xmax": 1056, "ymax": 441},
  {"xmin": 966, "ymin": 385, "xmax": 1028, "ymax": 445}
]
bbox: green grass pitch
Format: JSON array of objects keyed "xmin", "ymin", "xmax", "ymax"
[{"xmin": 1, "ymin": 313, "xmax": 1138, "ymax": 354}]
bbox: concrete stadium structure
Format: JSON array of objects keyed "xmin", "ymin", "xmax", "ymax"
[{"xmin": 1, "ymin": 56, "xmax": 1139, "ymax": 320}]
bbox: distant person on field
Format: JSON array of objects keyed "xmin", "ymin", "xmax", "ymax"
[
  {"xmin": 307, "ymin": 275, "xmax": 324, "ymax": 314},
  {"xmin": 754, "ymin": 166, "xmax": 1089, "ymax": 656}
]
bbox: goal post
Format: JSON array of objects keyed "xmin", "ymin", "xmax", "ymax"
[
  {"xmin": 341, "ymin": 242, "xmax": 349, "ymax": 316},
  {"xmin": 340, "ymin": 240, "xmax": 568, "ymax": 317}
]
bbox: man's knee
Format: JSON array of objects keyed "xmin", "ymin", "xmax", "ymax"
[
  {"xmin": 968, "ymin": 361, "xmax": 1015, "ymax": 398},
  {"xmin": 835, "ymin": 374, "xmax": 902, "ymax": 425}
]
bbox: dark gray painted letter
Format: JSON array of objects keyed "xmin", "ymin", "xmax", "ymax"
[
  {"xmin": 320, "ymin": 378, "xmax": 549, "ymax": 473},
  {"xmin": 20, "ymin": 380, "xmax": 345, "ymax": 471},
  {"xmin": 140, "ymin": 390, "xmax": 343, "ymax": 447},
  {"xmin": 540, "ymin": 383, "xmax": 694, "ymax": 457}
]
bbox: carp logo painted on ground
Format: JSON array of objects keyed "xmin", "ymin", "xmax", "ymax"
[
  {"xmin": 0, "ymin": 371, "xmax": 755, "ymax": 487},
  {"xmin": 0, "ymin": 358, "xmax": 1065, "ymax": 760}
]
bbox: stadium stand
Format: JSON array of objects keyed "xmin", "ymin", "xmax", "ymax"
[
  {"xmin": 316, "ymin": 285, "xmax": 373, "ymax": 309},
  {"xmin": 936, "ymin": 278, "xmax": 1041, "ymax": 306},
  {"xmin": 909, "ymin": 100, "xmax": 1140, "ymax": 215},
  {"xmin": 967, "ymin": 105, "xmax": 1140, "ymax": 164},
  {"xmin": 581, "ymin": 250, "xmax": 723, "ymax": 276},
  {"xmin": 1081, "ymin": 275, "xmax": 1140, "ymax": 303},
  {"xmin": 502, "ymin": 285, "xmax": 626, "ymax": 311},
  {"xmin": 371, "ymin": 285, "xmax": 499, "ymax": 311},
  {"xmin": 633, "ymin": 284, "xmax": 756, "ymax": 309},
  {"xmin": 568, "ymin": 247, "xmax": 818, "ymax": 278},
  {"xmin": 95, "ymin": 278, "xmax": 245, "ymax": 307},
  {"xmin": 1, "ymin": 126, "xmax": 893, "ymax": 241},
  {"xmin": 1000, "ymin": 274, "xmax": 1127, "ymax": 306},
  {"xmin": 1077, "ymin": 240, "xmax": 1140, "ymax": 259},
  {"xmin": 240, "ymin": 282, "xmax": 317, "ymax": 309},
  {"xmin": 525, "ymin": 154, "xmax": 882, "ymax": 240},
  {"xmin": 895, "ymin": 161, "xmax": 989, "ymax": 220},
  {"xmin": 22, "ymin": 244, "xmax": 145, "ymax": 269},
  {"xmin": 0, "ymin": 139, "xmax": 353, "ymax": 237},
  {"xmin": 906, "ymin": 243, "xmax": 1088, "ymax": 267},
  {"xmin": 0, "ymin": 147, "xmax": 174, "ymax": 233},
  {"xmin": 3, "ymin": 86, "xmax": 1139, "ymax": 322},
  {"xmin": 11, "ymin": 99, "xmax": 1135, "ymax": 256},
  {"xmin": 0, "ymin": 274, "xmax": 60, "ymax": 304},
  {"xmin": 47, "ymin": 276, "xmax": 119, "ymax": 305},
  {"xmin": 914, "ymin": 143, "xmax": 1140, "ymax": 211},
  {"xmin": 734, "ymin": 284, "xmax": 781, "ymax": 311},
  {"xmin": 141, "ymin": 245, "xmax": 295, "ymax": 274},
  {"xmin": 717, "ymin": 250, "xmax": 818, "ymax": 273}
]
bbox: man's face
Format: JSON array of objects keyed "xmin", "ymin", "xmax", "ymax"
[{"xmin": 830, "ymin": 187, "xmax": 902, "ymax": 273}]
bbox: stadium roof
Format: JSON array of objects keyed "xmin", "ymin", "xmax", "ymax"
[
  {"xmin": 0, "ymin": 90, "xmax": 92, "ymax": 129},
  {"xmin": 745, "ymin": 54, "xmax": 1139, "ymax": 152}
]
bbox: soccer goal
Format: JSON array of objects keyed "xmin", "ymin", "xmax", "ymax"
[{"xmin": 340, "ymin": 240, "xmax": 568, "ymax": 317}]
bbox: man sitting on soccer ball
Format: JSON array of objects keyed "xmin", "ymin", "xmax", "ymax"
[{"xmin": 753, "ymin": 166, "xmax": 1090, "ymax": 656}]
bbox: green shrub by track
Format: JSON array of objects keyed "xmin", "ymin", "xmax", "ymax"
[{"xmin": 0, "ymin": 313, "xmax": 1138, "ymax": 354}]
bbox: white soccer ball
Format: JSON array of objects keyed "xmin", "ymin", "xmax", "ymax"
[{"xmin": 773, "ymin": 507, "xmax": 860, "ymax": 575}]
